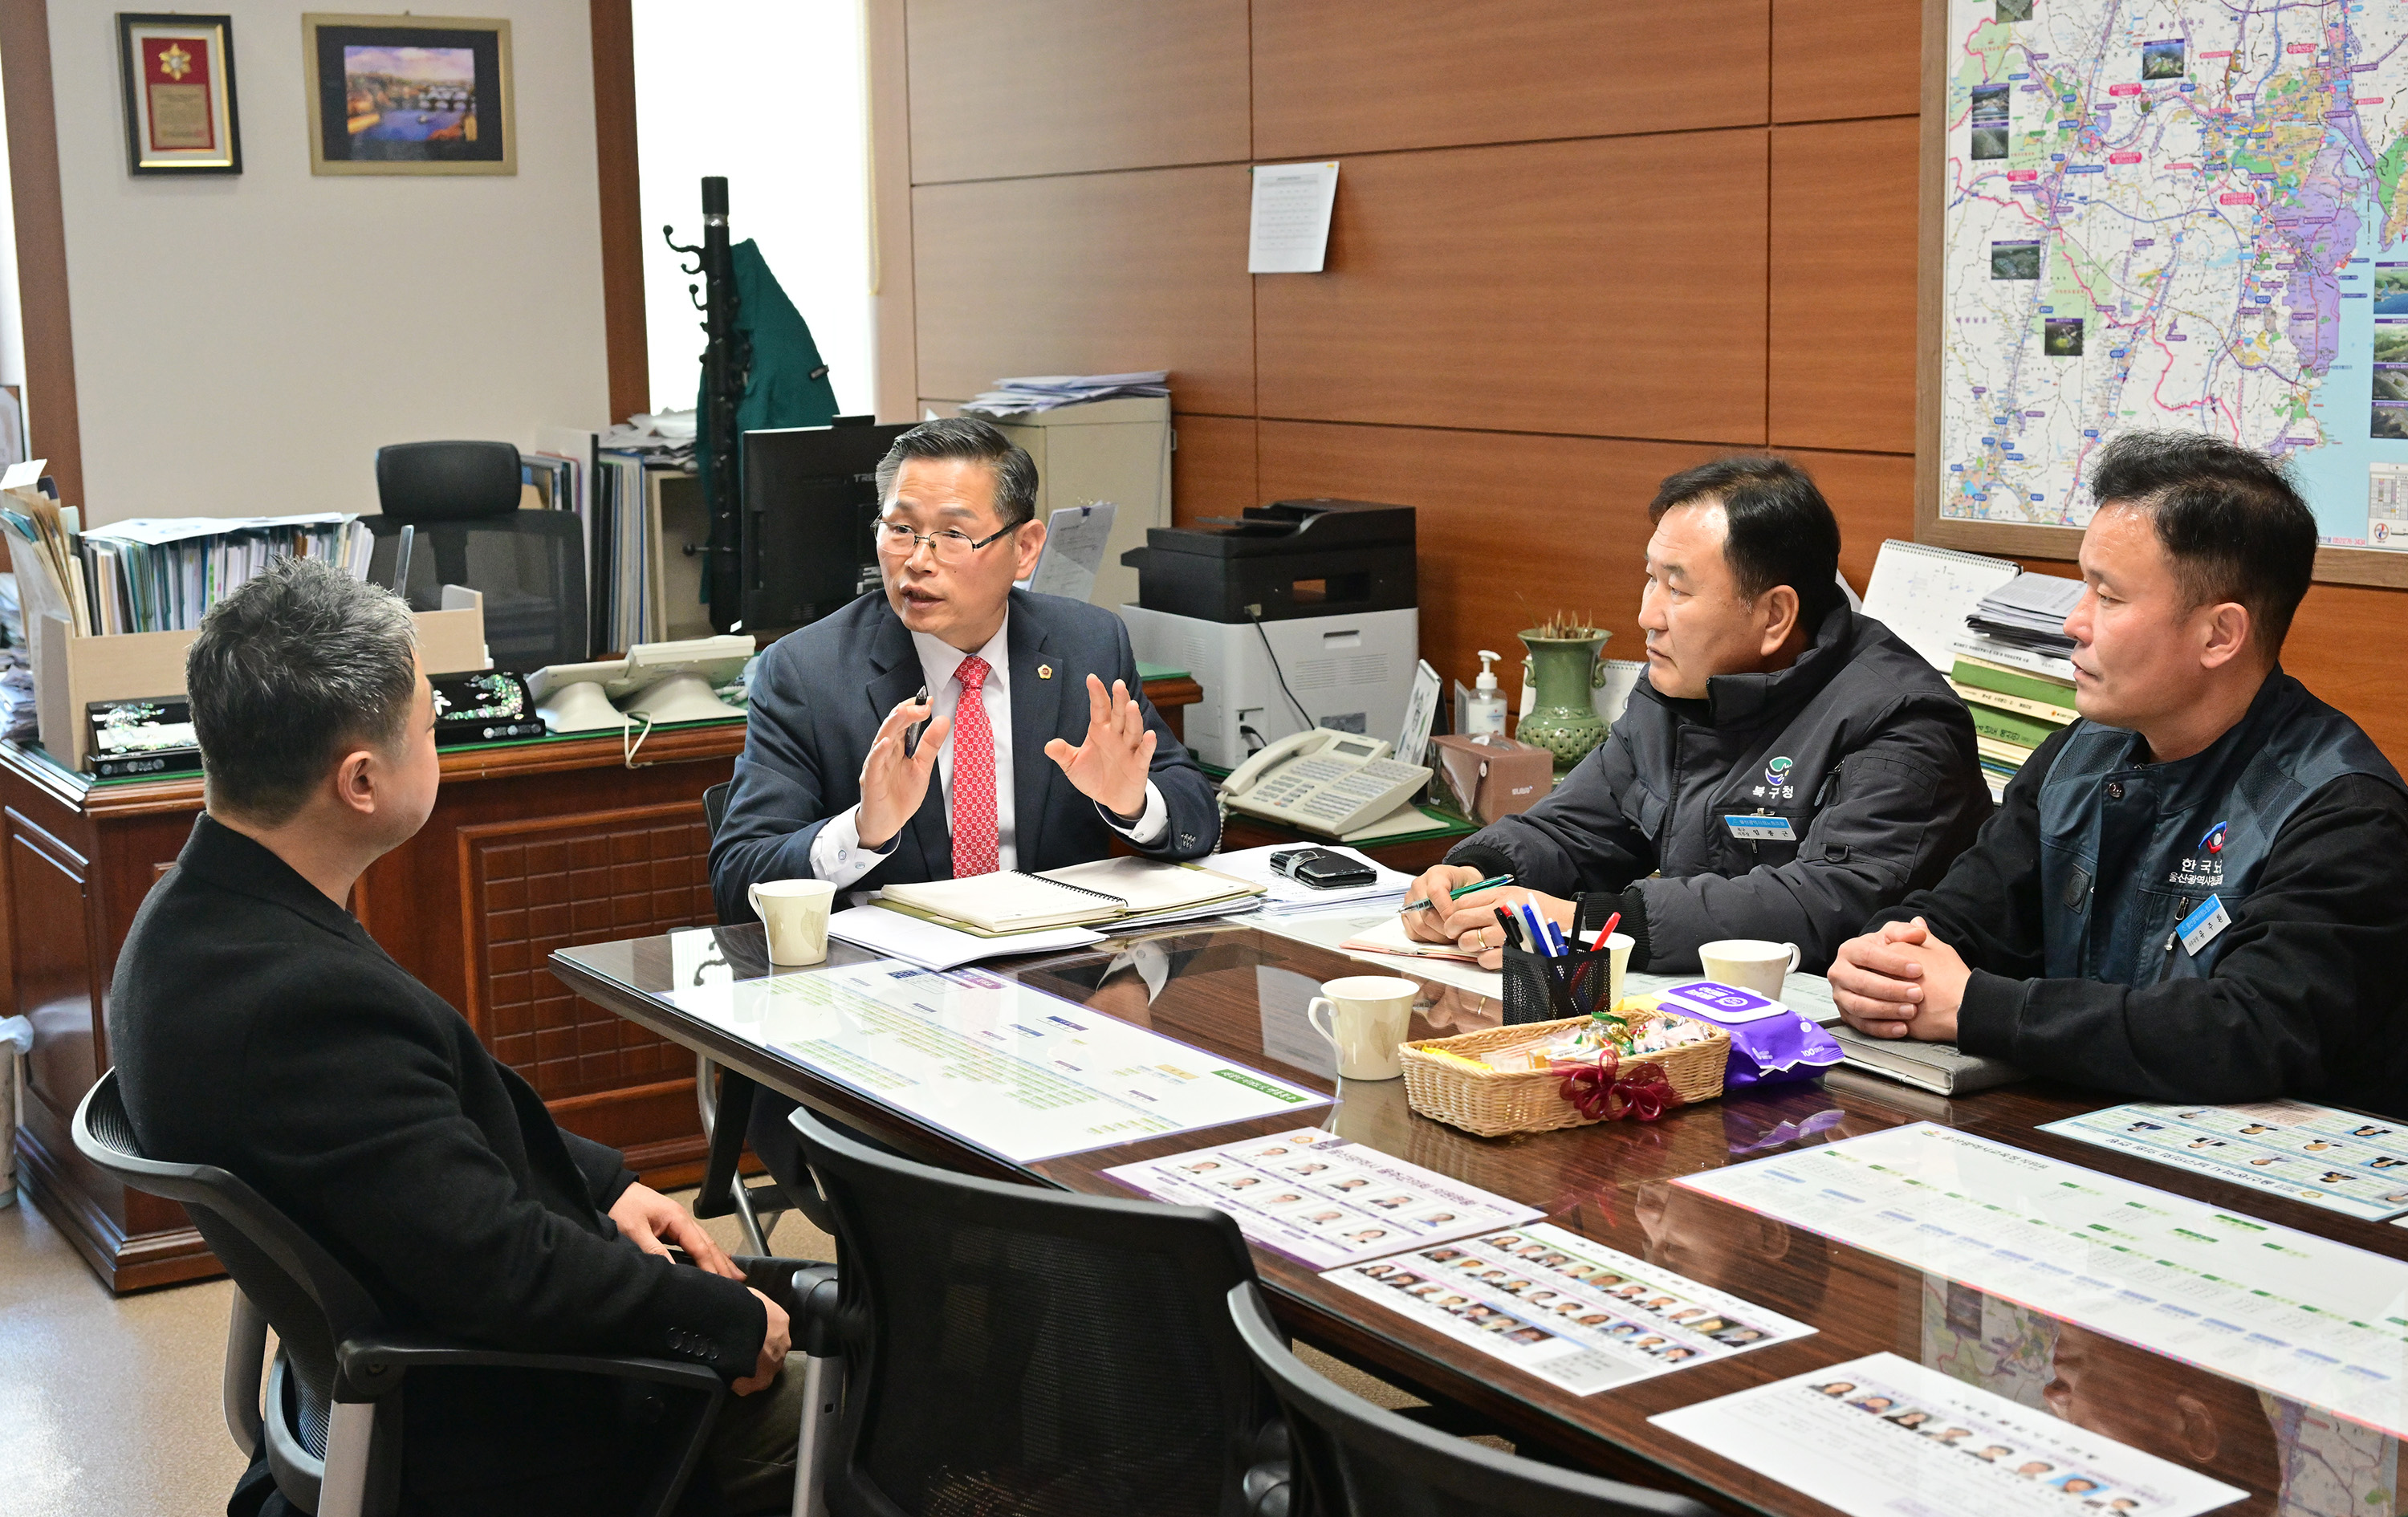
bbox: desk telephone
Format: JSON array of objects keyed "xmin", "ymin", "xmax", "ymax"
[{"xmin": 1220, "ymin": 729, "xmax": 1433, "ymax": 836}]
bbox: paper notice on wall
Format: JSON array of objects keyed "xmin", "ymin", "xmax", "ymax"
[{"xmin": 1248, "ymin": 161, "xmax": 1340, "ymax": 274}]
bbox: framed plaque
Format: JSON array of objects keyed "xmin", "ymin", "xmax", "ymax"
[{"xmin": 116, "ymin": 14, "xmax": 241, "ymax": 176}]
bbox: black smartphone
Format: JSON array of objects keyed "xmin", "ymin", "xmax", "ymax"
[{"xmin": 1268, "ymin": 846, "xmax": 1377, "ymax": 889}]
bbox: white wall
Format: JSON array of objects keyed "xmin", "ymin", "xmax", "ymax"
[
  {"xmin": 46, "ymin": 0, "xmax": 611, "ymax": 523},
  {"xmin": 631, "ymin": 0, "xmax": 872, "ymax": 418}
]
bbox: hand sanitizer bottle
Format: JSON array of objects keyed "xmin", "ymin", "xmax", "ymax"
[{"xmin": 1466, "ymin": 651, "xmax": 1508, "ymax": 738}]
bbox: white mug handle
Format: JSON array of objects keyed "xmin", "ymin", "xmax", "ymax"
[
  {"xmin": 1308, "ymin": 997, "xmax": 1341, "ymax": 1054},
  {"xmin": 1784, "ymin": 942, "xmax": 1802, "ymax": 974},
  {"xmin": 747, "ymin": 881, "xmax": 764, "ymax": 920}
]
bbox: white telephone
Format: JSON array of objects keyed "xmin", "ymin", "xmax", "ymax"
[{"xmin": 1221, "ymin": 729, "xmax": 1434, "ymax": 836}]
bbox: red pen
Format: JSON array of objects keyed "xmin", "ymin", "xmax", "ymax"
[{"xmin": 1589, "ymin": 911, "xmax": 1622, "ymax": 952}]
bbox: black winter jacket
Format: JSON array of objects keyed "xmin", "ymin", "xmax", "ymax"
[{"xmin": 1446, "ymin": 607, "xmax": 1991, "ymax": 973}]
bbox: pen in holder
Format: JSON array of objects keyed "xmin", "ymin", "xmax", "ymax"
[{"xmin": 1499, "ymin": 933, "xmax": 1633, "ymax": 1026}]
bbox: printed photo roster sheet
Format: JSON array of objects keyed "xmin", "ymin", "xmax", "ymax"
[
  {"xmin": 1680, "ymin": 1123, "xmax": 2408, "ymax": 1437},
  {"xmin": 1105, "ymin": 1129, "xmax": 1541, "ymax": 1269},
  {"xmin": 2044, "ymin": 1100, "xmax": 2408, "ymax": 1221},
  {"xmin": 1654, "ymin": 1352, "xmax": 2244, "ymax": 1517},
  {"xmin": 1325, "ymin": 1222, "xmax": 1815, "ymax": 1394}
]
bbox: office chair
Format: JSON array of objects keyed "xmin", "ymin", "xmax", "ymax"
[
  {"xmin": 1226, "ymin": 1283, "xmax": 1713, "ymax": 1517},
  {"xmin": 784, "ymin": 1099, "xmax": 1281, "ymax": 1516},
  {"xmin": 691, "ymin": 779, "xmax": 796, "ymax": 1255},
  {"xmin": 364, "ymin": 439, "xmax": 588, "ymax": 672},
  {"xmin": 71, "ymin": 1069, "xmax": 797, "ymax": 1517}
]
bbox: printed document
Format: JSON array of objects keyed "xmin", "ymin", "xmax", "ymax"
[
  {"xmin": 1679, "ymin": 1123, "xmax": 2408, "ymax": 1436},
  {"xmin": 2044, "ymin": 1100, "xmax": 2408, "ymax": 1222},
  {"xmin": 1106, "ymin": 1127, "xmax": 1539, "ymax": 1268},
  {"xmin": 1248, "ymin": 161, "xmax": 1340, "ymax": 273},
  {"xmin": 668, "ymin": 959, "xmax": 1327, "ymax": 1162},
  {"xmin": 1653, "ymin": 1352, "xmax": 2244, "ymax": 1517},
  {"xmin": 1327, "ymin": 1222, "xmax": 1813, "ymax": 1395}
]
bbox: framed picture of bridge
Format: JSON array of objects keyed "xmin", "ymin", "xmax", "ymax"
[{"xmin": 302, "ymin": 13, "xmax": 514, "ymax": 177}]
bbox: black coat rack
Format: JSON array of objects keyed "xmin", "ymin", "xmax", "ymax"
[{"xmin": 663, "ymin": 176, "xmax": 748, "ymax": 634}]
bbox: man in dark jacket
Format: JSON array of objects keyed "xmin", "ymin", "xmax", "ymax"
[
  {"xmin": 110, "ymin": 559, "xmax": 796, "ymax": 1515},
  {"xmin": 1832, "ymin": 432, "xmax": 2408, "ymax": 1115},
  {"xmin": 1402, "ymin": 456, "xmax": 1992, "ymax": 974}
]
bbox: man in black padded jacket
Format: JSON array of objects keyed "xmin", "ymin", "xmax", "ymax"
[
  {"xmin": 109, "ymin": 559, "xmax": 798, "ymax": 1516},
  {"xmin": 1831, "ymin": 433, "xmax": 2408, "ymax": 1116}
]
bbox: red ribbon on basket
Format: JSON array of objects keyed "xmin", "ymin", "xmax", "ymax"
[{"xmin": 1556, "ymin": 1048, "xmax": 1682, "ymax": 1124}]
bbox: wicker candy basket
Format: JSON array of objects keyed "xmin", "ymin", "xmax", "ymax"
[{"xmin": 1398, "ymin": 1014, "xmax": 1731, "ymax": 1138}]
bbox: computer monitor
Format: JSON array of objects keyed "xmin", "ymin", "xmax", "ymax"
[{"xmin": 739, "ymin": 418, "xmax": 911, "ymax": 634}]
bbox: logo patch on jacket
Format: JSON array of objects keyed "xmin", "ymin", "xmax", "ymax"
[
  {"xmin": 1753, "ymin": 755, "xmax": 1797, "ymax": 800},
  {"xmin": 2170, "ymin": 820, "xmax": 2227, "ymax": 888}
]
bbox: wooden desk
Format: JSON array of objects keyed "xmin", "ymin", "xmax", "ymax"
[
  {"xmin": 554, "ymin": 920, "xmax": 2402, "ymax": 1514},
  {"xmin": 2, "ymin": 671, "xmax": 1206, "ymax": 1293}
]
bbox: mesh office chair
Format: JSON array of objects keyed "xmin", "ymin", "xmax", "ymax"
[
  {"xmin": 691, "ymin": 779, "xmax": 799, "ymax": 1255},
  {"xmin": 784, "ymin": 1099, "xmax": 1281, "ymax": 1516},
  {"xmin": 1226, "ymin": 1283, "xmax": 1714, "ymax": 1517},
  {"xmin": 72, "ymin": 1068, "xmax": 769, "ymax": 1517},
  {"xmin": 364, "ymin": 440, "xmax": 587, "ymax": 672}
]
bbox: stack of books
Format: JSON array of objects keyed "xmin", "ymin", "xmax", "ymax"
[{"xmin": 1949, "ymin": 653, "xmax": 2076, "ymax": 799}]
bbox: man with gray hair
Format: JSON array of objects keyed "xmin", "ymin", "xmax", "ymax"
[{"xmin": 111, "ymin": 558, "xmax": 802, "ymax": 1515}]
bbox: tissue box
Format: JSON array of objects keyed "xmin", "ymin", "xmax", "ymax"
[{"xmin": 1430, "ymin": 734, "xmax": 1556, "ymax": 824}]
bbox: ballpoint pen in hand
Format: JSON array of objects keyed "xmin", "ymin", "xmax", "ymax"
[{"xmin": 1401, "ymin": 873, "xmax": 1516, "ymax": 913}]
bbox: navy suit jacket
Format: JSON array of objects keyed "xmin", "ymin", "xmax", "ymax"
[{"xmin": 709, "ymin": 588, "xmax": 1219, "ymax": 923}]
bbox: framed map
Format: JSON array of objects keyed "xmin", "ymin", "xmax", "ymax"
[{"xmin": 1918, "ymin": 0, "xmax": 2408, "ymax": 586}]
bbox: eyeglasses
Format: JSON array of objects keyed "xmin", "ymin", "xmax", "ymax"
[{"xmin": 873, "ymin": 519, "xmax": 1017, "ymax": 564}]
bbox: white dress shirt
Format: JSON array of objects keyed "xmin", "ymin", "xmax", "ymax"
[{"xmin": 809, "ymin": 612, "xmax": 1169, "ymax": 887}]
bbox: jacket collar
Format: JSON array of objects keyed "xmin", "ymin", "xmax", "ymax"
[
  {"xmin": 1637, "ymin": 604, "xmax": 1859, "ymax": 731},
  {"xmin": 2092, "ymin": 665, "xmax": 2300, "ymax": 805},
  {"xmin": 174, "ymin": 811, "xmax": 374, "ymax": 946}
]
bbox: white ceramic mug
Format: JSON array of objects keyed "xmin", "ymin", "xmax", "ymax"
[
  {"xmin": 1588, "ymin": 932, "xmax": 1636, "ymax": 1011},
  {"xmin": 1697, "ymin": 938, "xmax": 1803, "ymax": 1001},
  {"xmin": 1307, "ymin": 974, "xmax": 1418, "ymax": 1081},
  {"xmin": 749, "ymin": 878, "xmax": 837, "ymax": 966}
]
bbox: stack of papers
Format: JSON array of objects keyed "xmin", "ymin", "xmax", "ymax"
[
  {"xmin": 1963, "ymin": 574, "xmax": 2081, "ymax": 667},
  {"xmin": 1208, "ymin": 843, "xmax": 1418, "ymax": 915},
  {"xmin": 596, "ymin": 410, "xmax": 696, "ymax": 463},
  {"xmin": 824, "ymin": 905, "xmax": 1104, "ymax": 972},
  {"xmin": 877, "ymin": 857, "xmax": 1266, "ymax": 936},
  {"xmin": 959, "ymin": 372, "xmax": 1169, "ymax": 418}
]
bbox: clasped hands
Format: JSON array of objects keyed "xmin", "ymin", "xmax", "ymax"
[
  {"xmin": 607, "ymin": 1181, "xmax": 791, "ymax": 1395},
  {"xmin": 1827, "ymin": 917, "xmax": 1973, "ymax": 1043},
  {"xmin": 1397, "ymin": 864, "xmax": 1576, "ymax": 970},
  {"xmin": 857, "ymin": 673, "xmax": 1153, "ymax": 848}
]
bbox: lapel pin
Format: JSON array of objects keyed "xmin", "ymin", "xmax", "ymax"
[{"xmin": 1038, "ymin": 663, "xmax": 1054, "ymax": 680}]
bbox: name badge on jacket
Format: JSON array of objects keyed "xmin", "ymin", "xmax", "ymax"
[
  {"xmin": 1725, "ymin": 814, "xmax": 1796, "ymax": 843},
  {"xmin": 2178, "ymin": 894, "xmax": 2230, "ymax": 957}
]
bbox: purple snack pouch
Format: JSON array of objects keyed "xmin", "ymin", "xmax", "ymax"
[{"xmin": 1649, "ymin": 979, "xmax": 1841, "ymax": 1089}]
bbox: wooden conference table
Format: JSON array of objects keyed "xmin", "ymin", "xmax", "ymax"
[{"xmin": 552, "ymin": 918, "xmax": 2392, "ymax": 1515}]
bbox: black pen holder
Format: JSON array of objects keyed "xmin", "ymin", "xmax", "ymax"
[{"xmin": 1500, "ymin": 940, "xmax": 1621, "ymax": 1027}]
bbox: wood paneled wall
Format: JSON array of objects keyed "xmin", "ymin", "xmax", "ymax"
[{"xmin": 901, "ymin": 0, "xmax": 2408, "ymax": 763}]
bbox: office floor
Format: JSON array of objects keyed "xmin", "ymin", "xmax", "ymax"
[{"xmin": 0, "ymin": 1185, "xmax": 1449, "ymax": 1517}]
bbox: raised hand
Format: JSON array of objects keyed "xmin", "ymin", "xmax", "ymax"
[
  {"xmin": 858, "ymin": 695, "xmax": 951, "ymax": 848},
  {"xmin": 1043, "ymin": 674, "xmax": 1153, "ymax": 818}
]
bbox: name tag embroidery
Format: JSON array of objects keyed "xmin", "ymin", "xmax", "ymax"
[
  {"xmin": 1725, "ymin": 814, "xmax": 1796, "ymax": 843},
  {"xmin": 2178, "ymin": 894, "xmax": 2231, "ymax": 957}
]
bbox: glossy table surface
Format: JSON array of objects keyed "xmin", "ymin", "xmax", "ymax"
[{"xmin": 554, "ymin": 918, "xmax": 2402, "ymax": 1517}]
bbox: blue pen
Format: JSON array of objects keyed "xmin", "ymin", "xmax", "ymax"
[{"xmin": 1520, "ymin": 903, "xmax": 1551, "ymax": 957}]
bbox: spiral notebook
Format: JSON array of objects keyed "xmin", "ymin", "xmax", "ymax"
[
  {"xmin": 877, "ymin": 858, "xmax": 1265, "ymax": 936},
  {"xmin": 1860, "ymin": 539, "xmax": 2021, "ymax": 673}
]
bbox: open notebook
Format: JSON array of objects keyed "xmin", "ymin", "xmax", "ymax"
[{"xmin": 877, "ymin": 856, "xmax": 1266, "ymax": 936}]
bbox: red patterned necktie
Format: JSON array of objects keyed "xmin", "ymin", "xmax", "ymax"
[{"xmin": 950, "ymin": 655, "xmax": 1000, "ymax": 877}]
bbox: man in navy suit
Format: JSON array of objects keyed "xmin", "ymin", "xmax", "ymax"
[{"xmin": 709, "ymin": 417, "xmax": 1219, "ymax": 1183}]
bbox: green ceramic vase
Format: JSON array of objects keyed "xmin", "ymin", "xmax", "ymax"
[{"xmin": 1515, "ymin": 628, "xmax": 1613, "ymax": 772}]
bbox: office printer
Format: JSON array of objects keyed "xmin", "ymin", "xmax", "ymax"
[{"xmin": 1118, "ymin": 498, "xmax": 1418, "ymax": 771}]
